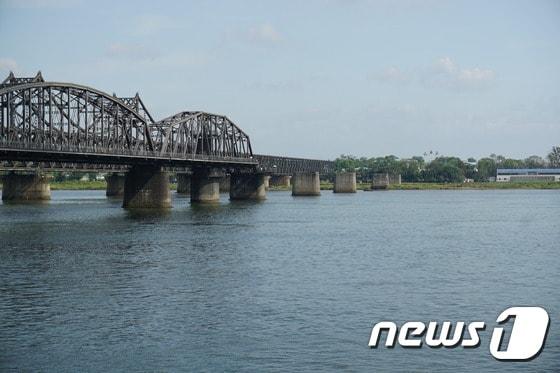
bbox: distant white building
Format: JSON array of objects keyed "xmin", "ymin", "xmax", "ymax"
[{"xmin": 496, "ymin": 168, "xmax": 560, "ymax": 182}]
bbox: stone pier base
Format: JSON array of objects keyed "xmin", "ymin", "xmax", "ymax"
[
  {"xmin": 270, "ymin": 175, "xmax": 291, "ymax": 188},
  {"xmin": 219, "ymin": 175, "xmax": 231, "ymax": 193},
  {"xmin": 230, "ymin": 174, "xmax": 267, "ymax": 200},
  {"xmin": 105, "ymin": 174, "xmax": 125, "ymax": 197},
  {"xmin": 191, "ymin": 169, "xmax": 221, "ymax": 203},
  {"xmin": 292, "ymin": 172, "xmax": 321, "ymax": 196},
  {"xmin": 1, "ymin": 172, "xmax": 51, "ymax": 201},
  {"xmin": 176, "ymin": 174, "xmax": 191, "ymax": 194},
  {"xmin": 334, "ymin": 172, "xmax": 357, "ymax": 193},
  {"xmin": 372, "ymin": 173, "xmax": 389, "ymax": 190},
  {"xmin": 122, "ymin": 166, "xmax": 171, "ymax": 208},
  {"xmin": 264, "ymin": 176, "xmax": 271, "ymax": 191}
]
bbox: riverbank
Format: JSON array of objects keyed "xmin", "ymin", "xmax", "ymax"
[
  {"xmin": 311, "ymin": 181, "xmax": 560, "ymax": 191},
  {"xmin": 1, "ymin": 180, "xmax": 558, "ymax": 191}
]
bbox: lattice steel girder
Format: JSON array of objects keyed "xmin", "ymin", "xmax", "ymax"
[
  {"xmin": 0, "ymin": 81, "xmax": 154, "ymax": 153},
  {"xmin": 151, "ymin": 111, "xmax": 253, "ymax": 159},
  {"xmin": 0, "ymin": 73, "xmax": 331, "ymax": 174},
  {"xmin": 254, "ymin": 154, "xmax": 335, "ymax": 175}
]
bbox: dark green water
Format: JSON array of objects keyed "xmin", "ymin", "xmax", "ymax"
[{"xmin": 1, "ymin": 190, "xmax": 559, "ymax": 372}]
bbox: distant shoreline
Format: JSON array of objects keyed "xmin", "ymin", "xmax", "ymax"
[
  {"xmin": 319, "ymin": 182, "xmax": 560, "ymax": 191},
  {"xmin": 0, "ymin": 180, "xmax": 558, "ymax": 191}
]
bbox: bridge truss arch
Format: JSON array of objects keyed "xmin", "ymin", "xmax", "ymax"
[
  {"xmin": 0, "ymin": 73, "xmax": 333, "ymax": 172},
  {"xmin": 151, "ymin": 111, "xmax": 253, "ymax": 159},
  {"xmin": 0, "ymin": 77, "xmax": 154, "ymax": 157}
]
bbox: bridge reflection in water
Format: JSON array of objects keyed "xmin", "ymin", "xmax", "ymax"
[{"xmin": 0, "ymin": 72, "xmax": 350, "ymax": 207}]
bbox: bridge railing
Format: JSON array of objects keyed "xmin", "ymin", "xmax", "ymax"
[{"xmin": 0, "ymin": 139, "xmax": 257, "ymax": 165}]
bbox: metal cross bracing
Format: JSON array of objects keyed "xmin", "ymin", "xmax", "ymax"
[
  {"xmin": 0, "ymin": 72, "xmax": 334, "ymax": 174},
  {"xmin": 0, "ymin": 73, "xmax": 254, "ymax": 167},
  {"xmin": 254, "ymin": 154, "xmax": 335, "ymax": 175},
  {"xmin": 151, "ymin": 111, "xmax": 253, "ymax": 160}
]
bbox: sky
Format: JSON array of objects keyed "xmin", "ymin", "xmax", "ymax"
[{"xmin": 0, "ymin": 0, "xmax": 559, "ymax": 160}]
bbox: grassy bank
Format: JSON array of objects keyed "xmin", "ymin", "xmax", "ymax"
[
  {"xmin": 311, "ymin": 181, "xmax": 560, "ymax": 191},
  {"xmin": 49, "ymin": 180, "xmax": 107, "ymax": 190},
  {"xmin": 48, "ymin": 180, "xmax": 179, "ymax": 191},
  {"xmin": 388, "ymin": 182, "xmax": 560, "ymax": 190}
]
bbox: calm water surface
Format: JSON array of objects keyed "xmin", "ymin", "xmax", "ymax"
[{"xmin": 0, "ymin": 190, "xmax": 559, "ymax": 372}]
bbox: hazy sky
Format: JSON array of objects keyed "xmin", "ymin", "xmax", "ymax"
[{"xmin": 1, "ymin": 0, "xmax": 559, "ymax": 160}]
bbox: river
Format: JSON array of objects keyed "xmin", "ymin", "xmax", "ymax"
[{"xmin": 1, "ymin": 190, "xmax": 558, "ymax": 371}]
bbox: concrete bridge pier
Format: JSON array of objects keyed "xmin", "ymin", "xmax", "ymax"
[
  {"xmin": 292, "ymin": 172, "xmax": 321, "ymax": 196},
  {"xmin": 105, "ymin": 173, "xmax": 126, "ymax": 197},
  {"xmin": 270, "ymin": 175, "xmax": 291, "ymax": 188},
  {"xmin": 191, "ymin": 168, "xmax": 222, "ymax": 203},
  {"xmin": 230, "ymin": 174, "xmax": 267, "ymax": 200},
  {"xmin": 122, "ymin": 166, "xmax": 171, "ymax": 208},
  {"xmin": 219, "ymin": 175, "xmax": 231, "ymax": 193},
  {"xmin": 334, "ymin": 172, "xmax": 357, "ymax": 193},
  {"xmin": 176, "ymin": 173, "xmax": 191, "ymax": 194},
  {"xmin": 1, "ymin": 172, "xmax": 51, "ymax": 202},
  {"xmin": 264, "ymin": 176, "xmax": 271, "ymax": 191}
]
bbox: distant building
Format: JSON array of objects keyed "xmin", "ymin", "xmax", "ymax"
[{"xmin": 496, "ymin": 168, "xmax": 560, "ymax": 182}]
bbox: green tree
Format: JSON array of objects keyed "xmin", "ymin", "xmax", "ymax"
[
  {"xmin": 422, "ymin": 157, "xmax": 466, "ymax": 183},
  {"xmin": 400, "ymin": 157, "xmax": 424, "ymax": 182},
  {"xmin": 547, "ymin": 146, "xmax": 560, "ymax": 167},
  {"xmin": 500, "ymin": 158, "xmax": 524, "ymax": 169},
  {"xmin": 524, "ymin": 155, "xmax": 545, "ymax": 168},
  {"xmin": 476, "ymin": 158, "xmax": 497, "ymax": 181},
  {"xmin": 334, "ymin": 154, "xmax": 359, "ymax": 171}
]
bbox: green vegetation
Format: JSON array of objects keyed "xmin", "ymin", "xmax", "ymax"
[
  {"xmin": 548, "ymin": 146, "xmax": 560, "ymax": 168},
  {"xmin": 335, "ymin": 146, "xmax": 560, "ymax": 183},
  {"xmin": 2, "ymin": 147, "xmax": 558, "ymax": 192},
  {"xmin": 49, "ymin": 180, "xmax": 107, "ymax": 190},
  {"xmin": 387, "ymin": 182, "xmax": 560, "ymax": 190},
  {"xmin": 48, "ymin": 180, "xmax": 179, "ymax": 191},
  {"xmin": 2, "ymin": 180, "xmax": 557, "ymax": 192},
  {"xmin": 314, "ymin": 181, "xmax": 560, "ymax": 191}
]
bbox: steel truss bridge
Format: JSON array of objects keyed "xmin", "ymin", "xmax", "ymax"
[{"xmin": 0, "ymin": 72, "xmax": 333, "ymax": 175}]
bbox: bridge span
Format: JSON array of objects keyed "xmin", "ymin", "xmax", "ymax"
[{"xmin": 0, "ymin": 72, "xmax": 352, "ymax": 207}]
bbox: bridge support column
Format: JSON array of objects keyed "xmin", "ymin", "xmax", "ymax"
[
  {"xmin": 191, "ymin": 169, "xmax": 221, "ymax": 203},
  {"xmin": 270, "ymin": 175, "xmax": 291, "ymax": 188},
  {"xmin": 230, "ymin": 174, "xmax": 267, "ymax": 200},
  {"xmin": 123, "ymin": 166, "xmax": 171, "ymax": 208},
  {"xmin": 105, "ymin": 173, "xmax": 125, "ymax": 197},
  {"xmin": 1, "ymin": 172, "xmax": 51, "ymax": 202},
  {"xmin": 264, "ymin": 176, "xmax": 271, "ymax": 191},
  {"xmin": 334, "ymin": 172, "xmax": 357, "ymax": 193},
  {"xmin": 219, "ymin": 175, "xmax": 231, "ymax": 193},
  {"xmin": 176, "ymin": 174, "xmax": 191, "ymax": 194},
  {"xmin": 292, "ymin": 172, "xmax": 320, "ymax": 196}
]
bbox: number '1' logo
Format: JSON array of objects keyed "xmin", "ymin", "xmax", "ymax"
[{"xmin": 490, "ymin": 306, "xmax": 549, "ymax": 361}]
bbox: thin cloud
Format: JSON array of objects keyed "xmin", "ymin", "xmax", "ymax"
[
  {"xmin": 435, "ymin": 56, "xmax": 456, "ymax": 74},
  {"xmin": 375, "ymin": 57, "xmax": 496, "ymax": 90},
  {"xmin": 457, "ymin": 67, "xmax": 495, "ymax": 84},
  {"xmin": 0, "ymin": 57, "xmax": 19, "ymax": 74},
  {"xmin": 132, "ymin": 14, "xmax": 180, "ymax": 36},
  {"xmin": 247, "ymin": 23, "xmax": 283, "ymax": 45},
  {"xmin": 431, "ymin": 56, "xmax": 495, "ymax": 88},
  {"xmin": 106, "ymin": 43, "xmax": 159, "ymax": 61},
  {"xmin": 373, "ymin": 66, "xmax": 410, "ymax": 84},
  {"xmin": 97, "ymin": 46, "xmax": 208, "ymax": 73}
]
